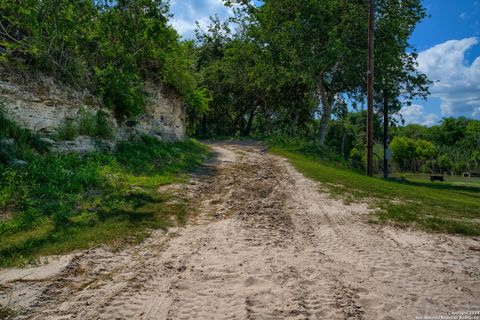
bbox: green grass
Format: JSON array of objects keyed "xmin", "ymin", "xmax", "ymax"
[
  {"xmin": 0, "ymin": 135, "xmax": 208, "ymax": 267},
  {"xmin": 77, "ymin": 109, "xmax": 114, "ymax": 139},
  {"xmin": 54, "ymin": 119, "xmax": 79, "ymax": 141},
  {"xmin": 269, "ymin": 145, "xmax": 480, "ymax": 236},
  {"xmin": 389, "ymin": 173, "xmax": 480, "ymax": 186},
  {"xmin": 54, "ymin": 109, "xmax": 114, "ymax": 141}
]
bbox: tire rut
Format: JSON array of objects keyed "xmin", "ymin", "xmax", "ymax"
[{"xmin": 1, "ymin": 140, "xmax": 479, "ymax": 320}]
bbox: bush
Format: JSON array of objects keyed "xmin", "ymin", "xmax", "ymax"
[{"xmin": 95, "ymin": 66, "xmax": 146, "ymax": 120}]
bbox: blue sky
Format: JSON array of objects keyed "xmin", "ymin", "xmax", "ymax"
[
  {"xmin": 404, "ymin": 0, "xmax": 480, "ymax": 125},
  {"xmin": 169, "ymin": 0, "xmax": 480, "ymax": 125}
]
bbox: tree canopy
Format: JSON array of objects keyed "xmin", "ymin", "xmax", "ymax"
[
  {"xmin": 0, "ymin": 0, "xmax": 208, "ymax": 120},
  {"xmin": 191, "ymin": 0, "xmax": 430, "ymax": 143}
]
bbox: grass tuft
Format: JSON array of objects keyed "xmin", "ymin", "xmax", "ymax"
[
  {"xmin": 77, "ymin": 109, "xmax": 114, "ymax": 139},
  {"xmin": 54, "ymin": 108, "xmax": 115, "ymax": 141},
  {"xmin": 55, "ymin": 119, "xmax": 78, "ymax": 141}
]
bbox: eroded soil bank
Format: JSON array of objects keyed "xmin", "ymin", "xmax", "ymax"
[{"xmin": 1, "ymin": 141, "xmax": 479, "ymax": 319}]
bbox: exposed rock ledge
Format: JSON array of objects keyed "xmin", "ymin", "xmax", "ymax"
[{"xmin": 0, "ymin": 73, "xmax": 186, "ymax": 150}]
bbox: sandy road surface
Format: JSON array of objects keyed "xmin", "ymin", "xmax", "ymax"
[{"xmin": 1, "ymin": 141, "xmax": 479, "ymax": 319}]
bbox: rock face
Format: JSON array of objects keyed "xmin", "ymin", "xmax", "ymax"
[
  {"xmin": 117, "ymin": 84, "xmax": 186, "ymax": 142},
  {"xmin": 0, "ymin": 77, "xmax": 94, "ymax": 134},
  {"xmin": 54, "ymin": 136, "xmax": 103, "ymax": 155},
  {"xmin": 0, "ymin": 73, "xmax": 186, "ymax": 144}
]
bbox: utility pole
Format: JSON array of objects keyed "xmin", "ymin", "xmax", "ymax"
[
  {"xmin": 383, "ymin": 96, "xmax": 389, "ymax": 178},
  {"xmin": 366, "ymin": 0, "xmax": 375, "ymax": 177}
]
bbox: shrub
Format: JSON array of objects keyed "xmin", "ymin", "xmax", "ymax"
[{"xmin": 95, "ymin": 66, "xmax": 146, "ymax": 120}]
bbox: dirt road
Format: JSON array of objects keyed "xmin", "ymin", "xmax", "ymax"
[{"xmin": 1, "ymin": 141, "xmax": 479, "ymax": 319}]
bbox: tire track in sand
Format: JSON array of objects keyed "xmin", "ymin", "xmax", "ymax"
[{"xmin": 1, "ymin": 140, "xmax": 479, "ymax": 319}]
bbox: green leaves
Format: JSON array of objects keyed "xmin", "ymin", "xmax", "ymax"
[
  {"xmin": 193, "ymin": 0, "xmax": 430, "ymax": 143},
  {"xmin": 390, "ymin": 136, "xmax": 435, "ymax": 171},
  {"xmin": 95, "ymin": 65, "xmax": 146, "ymax": 120},
  {"xmin": 1, "ymin": 0, "xmax": 207, "ymax": 121},
  {"xmin": 187, "ymin": 88, "xmax": 210, "ymax": 115}
]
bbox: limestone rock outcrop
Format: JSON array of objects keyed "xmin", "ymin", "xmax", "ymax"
[{"xmin": 0, "ymin": 73, "xmax": 186, "ymax": 148}]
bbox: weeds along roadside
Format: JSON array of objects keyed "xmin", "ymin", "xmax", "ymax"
[{"xmin": 0, "ymin": 110, "xmax": 208, "ymax": 267}]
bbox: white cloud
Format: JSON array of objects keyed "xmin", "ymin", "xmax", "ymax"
[
  {"xmin": 422, "ymin": 113, "xmax": 441, "ymax": 127},
  {"xmin": 169, "ymin": 0, "xmax": 233, "ymax": 39},
  {"xmin": 417, "ymin": 37, "xmax": 480, "ymax": 119},
  {"xmin": 399, "ymin": 104, "xmax": 440, "ymax": 126}
]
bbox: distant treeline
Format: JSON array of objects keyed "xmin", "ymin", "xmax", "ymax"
[
  {"xmin": 1, "ymin": 0, "xmax": 430, "ymax": 141},
  {"xmin": 325, "ymin": 113, "xmax": 480, "ymax": 174},
  {"xmin": 392, "ymin": 118, "xmax": 480, "ymax": 174}
]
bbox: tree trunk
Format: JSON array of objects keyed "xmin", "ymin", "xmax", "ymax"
[
  {"xmin": 318, "ymin": 81, "xmax": 333, "ymax": 145},
  {"xmin": 291, "ymin": 112, "xmax": 299, "ymax": 136},
  {"xmin": 202, "ymin": 114, "xmax": 207, "ymax": 137},
  {"xmin": 243, "ymin": 108, "xmax": 256, "ymax": 136},
  {"xmin": 233, "ymin": 113, "xmax": 242, "ymax": 136}
]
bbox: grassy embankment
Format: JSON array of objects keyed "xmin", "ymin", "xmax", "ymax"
[
  {"xmin": 268, "ymin": 139, "xmax": 480, "ymax": 236},
  {"xmin": 0, "ymin": 112, "xmax": 208, "ymax": 267}
]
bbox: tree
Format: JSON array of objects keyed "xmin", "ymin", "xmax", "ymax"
[
  {"xmin": 252, "ymin": 0, "xmax": 367, "ymax": 144},
  {"xmin": 0, "ymin": 0, "xmax": 97, "ymax": 82},
  {"xmin": 374, "ymin": 0, "xmax": 430, "ymax": 116},
  {"xmin": 227, "ymin": 0, "xmax": 430, "ymax": 144},
  {"xmin": 194, "ymin": 10, "xmax": 318, "ymax": 137},
  {"xmin": 415, "ymin": 139, "xmax": 435, "ymax": 162},
  {"xmin": 391, "ymin": 136, "xmax": 435, "ymax": 172}
]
